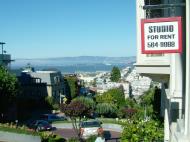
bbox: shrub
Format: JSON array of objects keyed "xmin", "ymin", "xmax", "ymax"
[
  {"xmin": 95, "ymin": 88, "xmax": 125, "ymax": 108},
  {"xmin": 45, "ymin": 96, "xmax": 59, "ymax": 110},
  {"xmin": 48, "ymin": 135, "xmax": 66, "ymax": 142},
  {"xmin": 121, "ymin": 119, "xmax": 164, "ymax": 142},
  {"xmin": 40, "ymin": 132, "xmax": 66, "ymax": 142},
  {"xmin": 73, "ymin": 96, "xmax": 96, "ymax": 110},
  {"xmin": 96, "ymin": 103, "xmax": 117, "ymax": 117},
  {"xmin": 67, "ymin": 138, "xmax": 79, "ymax": 142},
  {"xmin": 118, "ymin": 107, "xmax": 137, "ymax": 119},
  {"xmin": 86, "ymin": 135, "xmax": 97, "ymax": 142}
]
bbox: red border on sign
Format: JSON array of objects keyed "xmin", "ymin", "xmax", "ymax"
[{"xmin": 141, "ymin": 17, "xmax": 182, "ymax": 54}]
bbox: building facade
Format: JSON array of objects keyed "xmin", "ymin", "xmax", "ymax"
[
  {"xmin": 19, "ymin": 70, "xmax": 65, "ymax": 104},
  {"xmin": 29, "ymin": 71, "xmax": 65, "ymax": 103},
  {"xmin": 136, "ymin": 0, "xmax": 190, "ymax": 141}
]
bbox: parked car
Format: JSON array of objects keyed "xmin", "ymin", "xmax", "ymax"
[
  {"xmin": 28, "ymin": 120, "xmax": 52, "ymax": 132},
  {"xmin": 40, "ymin": 114, "xmax": 66, "ymax": 122},
  {"xmin": 79, "ymin": 120, "xmax": 103, "ymax": 138}
]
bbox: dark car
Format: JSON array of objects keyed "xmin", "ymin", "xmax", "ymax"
[{"xmin": 28, "ymin": 120, "xmax": 52, "ymax": 132}]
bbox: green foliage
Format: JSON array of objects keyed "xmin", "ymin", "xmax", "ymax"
[
  {"xmin": 140, "ymin": 88, "xmax": 155, "ymax": 106},
  {"xmin": 61, "ymin": 100, "xmax": 91, "ymax": 139},
  {"xmin": 86, "ymin": 135, "xmax": 97, "ymax": 142},
  {"xmin": 95, "ymin": 93, "xmax": 114, "ymax": 104},
  {"xmin": 0, "ymin": 66, "xmax": 19, "ymax": 113},
  {"xmin": 0, "ymin": 123, "xmax": 38, "ymax": 135},
  {"xmin": 121, "ymin": 87, "xmax": 164, "ymax": 141},
  {"xmin": 139, "ymin": 88, "xmax": 155, "ymax": 118},
  {"xmin": 96, "ymin": 88, "xmax": 125, "ymax": 108},
  {"xmin": 73, "ymin": 96, "xmax": 95, "ymax": 109},
  {"xmin": 0, "ymin": 66, "xmax": 18, "ymax": 96},
  {"xmin": 61, "ymin": 100, "xmax": 90, "ymax": 118},
  {"xmin": 117, "ymin": 107, "xmax": 138, "ymax": 119},
  {"xmin": 67, "ymin": 135, "xmax": 97, "ymax": 142},
  {"xmin": 47, "ymin": 135, "xmax": 65, "ymax": 142},
  {"xmin": 125, "ymin": 98, "xmax": 136, "ymax": 108},
  {"xmin": 96, "ymin": 103, "xmax": 117, "ymax": 117},
  {"xmin": 110, "ymin": 66, "xmax": 121, "ymax": 82},
  {"xmin": 121, "ymin": 119, "xmax": 164, "ymax": 142},
  {"xmin": 64, "ymin": 76, "xmax": 78, "ymax": 100},
  {"xmin": 40, "ymin": 132, "xmax": 66, "ymax": 142},
  {"xmin": 67, "ymin": 138, "xmax": 79, "ymax": 142},
  {"xmin": 45, "ymin": 96, "xmax": 59, "ymax": 110}
]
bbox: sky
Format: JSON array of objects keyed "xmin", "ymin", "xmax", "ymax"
[{"xmin": 0, "ymin": 0, "xmax": 136, "ymax": 59}]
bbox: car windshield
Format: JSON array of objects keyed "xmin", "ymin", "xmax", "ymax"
[{"xmin": 81, "ymin": 121, "xmax": 101, "ymax": 128}]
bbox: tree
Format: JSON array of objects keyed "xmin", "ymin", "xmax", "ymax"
[
  {"xmin": 60, "ymin": 100, "xmax": 91, "ymax": 140},
  {"xmin": 95, "ymin": 88, "xmax": 125, "ymax": 108},
  {"xmin": 45, "ymin": 96, "xmax": 59, "ymax": 110},
  {"xmin": 64, "ymin": 76, "xmax": 79, "ymax": 100},
  {"xmin": 73, "ymin": 96, "xmax": 96, "ymax": 110},
  {"xmin": 139, "ymin": 88, "xmax": 155, "ymax": 118},
  {"xmin": 110, "ymin": 66, "xmax": 121, "ymax": 82},
  {"xmin": 95, "ymin": 103, "xmax": 117, "ymax": 117},
  {"xmin": 0, "ymin": 66, "xmax": 19, "ymax": 118},
  {"xmin": 121, "ymin": 118, "xmax": 164, "ymax": 142}
]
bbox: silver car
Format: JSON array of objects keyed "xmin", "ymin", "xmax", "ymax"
[{"xmin": 79, "ymin": 120, "xmax": 103, "ymax": 138}]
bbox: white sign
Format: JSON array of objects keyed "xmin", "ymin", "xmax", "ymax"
[{"xmin": 141, "ymin": 17, "xmax": 182, "ymax": 54}]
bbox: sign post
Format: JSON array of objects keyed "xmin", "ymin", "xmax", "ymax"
[{"xmin": 141, "ymin": 17, "xmax": 182, "ymax": 54}]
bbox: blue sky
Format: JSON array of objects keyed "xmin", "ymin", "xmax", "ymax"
[{"xmin": 0, "ymin": 0, "xmax": 136, "ymax": 59}]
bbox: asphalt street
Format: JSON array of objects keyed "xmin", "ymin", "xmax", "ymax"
[{"xmin": 53, "ymin": 128, "xmax": 121, "ymax": 141}]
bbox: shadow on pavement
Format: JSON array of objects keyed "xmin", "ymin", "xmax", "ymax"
[{"xmin": 104, "ymin": 131, "xmax": 111, "ymax": 139}]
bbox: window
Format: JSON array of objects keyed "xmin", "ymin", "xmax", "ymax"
[
  {"xmin": 54, "ymin": 76, "xmax": 60, "ymax": 84},
  {"xmin": 145, "ymin": 0, "xmax": 162, "ymax": 18}
]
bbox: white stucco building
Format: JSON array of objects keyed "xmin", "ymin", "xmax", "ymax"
[{"xmin": 136, "ymin": 0, "xmax": 190, "ymax": 141}]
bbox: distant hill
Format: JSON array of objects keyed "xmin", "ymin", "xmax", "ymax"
[
  {"xmin": 12, "ymin": 56, "xmax": 136, "ymax": 67},
  {"xmin": 11, "ymin": 56, "xmax": 136, "ymax": 73}
]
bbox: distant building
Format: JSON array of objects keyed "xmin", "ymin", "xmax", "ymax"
[
  {"xmin": 18, "ymin": 72, "xmax": 48, "ymax": 99},
  {"xmin": 29, "ymin": 71, "xmax": 65, "ymax": 103},
  {"xmin": 18, "ymin": 69, "xmax": 65, "ymax": 104},
  {"xmin": 0, "ymin": 54, "xmax": 12, "ymax": 67},
  {"xmin": 0, "ymin": 42, "xmax": 14, "ymax": 68}
]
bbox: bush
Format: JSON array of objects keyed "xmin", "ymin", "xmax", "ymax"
[
  {"xmin": 96, "ymin": 103, "xmax": 117, "ymax": 117},
  {"xmin": 117, "ymin": 107, "xmax": 137, "ymax": 119},
  {"xmin": 73, "ymin": 96, "xmax": 96, "ymax": 110},
  {"xmin": 95, "ymin": 88, "xmax": 125, "ymax": 108},
  {"xmin": 0, "ymin": 123, "xmax": 38, "ymax": 135},
  {"xmin": 86, "ymin": 135, "xmax": 97, "ymax": 142},
  {"xmin": 67, "ymin": 135, "xmax": 97, "ymax": 142},
  {"xmin": 45, "ymin": 96, "xmax": 59, "ymax": 110},
  {"xmin": 40, "ymin": 132, "xmax": 66, "ymax": 142},
  {"xmin": 67, "ymin": 138, "xmax": 79, "ymax": 142},
  {"xmin": 121, "ymin": 119, "xmax": 164, "ymax": 142},
  {"xmin": 48, "ymin": 135, "xmax": 66, "ymax": 142}
]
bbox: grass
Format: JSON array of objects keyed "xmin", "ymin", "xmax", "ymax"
[{"xmin": 0, "ymin": 123, "xmax": 38, "ymax": 136}]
